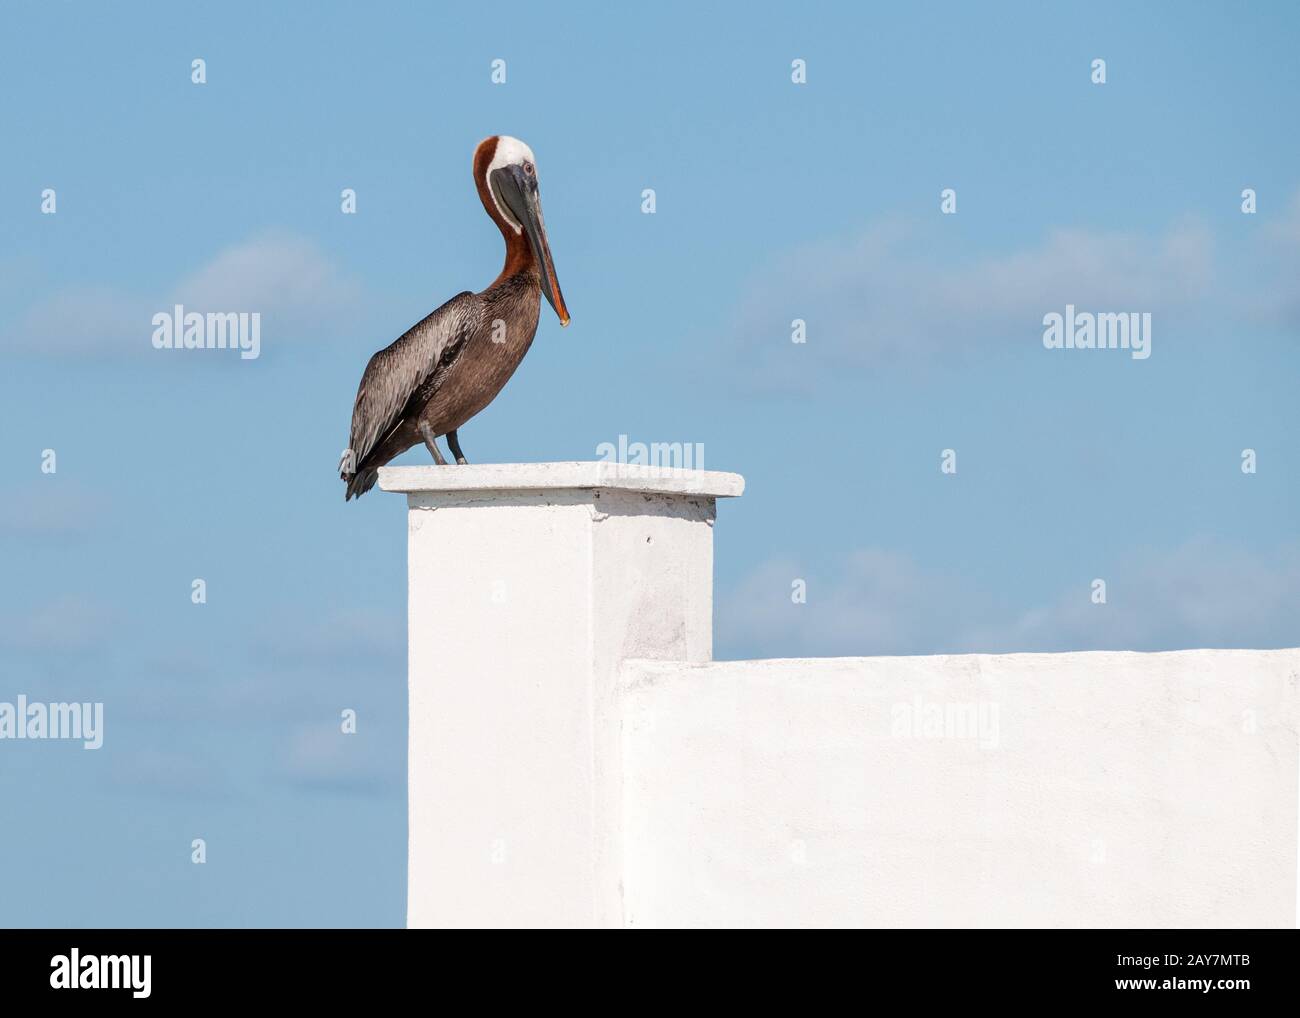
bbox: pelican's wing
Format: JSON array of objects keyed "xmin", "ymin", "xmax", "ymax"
[{"xmin": 344, "ymin": 291, "xmax": 481, "ymax": 473}]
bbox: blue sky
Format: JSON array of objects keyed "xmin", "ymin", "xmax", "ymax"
[{"xmin": 1, "ymin": 2, "xmax": 1297, "ymax": 926}]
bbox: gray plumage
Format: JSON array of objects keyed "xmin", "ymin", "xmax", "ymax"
[{"xmin": 342, "ymin": 293, "xmax": 481, "ymax": 499}]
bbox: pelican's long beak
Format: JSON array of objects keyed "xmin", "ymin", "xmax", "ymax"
[{"xmin": 495, "ymin": 165, "xmax": 570, "ymax": 326}]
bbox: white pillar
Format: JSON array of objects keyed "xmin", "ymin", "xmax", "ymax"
[{"xmin": 380, "ymin": 462, "xmax": 744, "ymax": 928}]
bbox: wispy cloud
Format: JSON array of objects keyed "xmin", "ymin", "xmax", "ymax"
[
  {"xmin": 10, "ymin": 232, "xmax": 362, "ymax": 358},
  {"xmin": 0, "ymin": 593, "xmax": 119, "ymax": 651},
  {"xmin": 717, "ymin": 538, "xmax": 1300, "ymax": 658},
  {"xmin": 173, "ymin": 231, "xmax": 361, "ymax": 330},
  {"xmin": 717, "ymin": 549, "xmax": 983, "ymax": 657},
  {"xmin": 107, "ymin": 747, "xmax": 239, "ymax": 802},
  {"xmin": 278, "ymin": 720, "xmax": 401, "ymax": 796},
  {"xmin": 12, "ymin": 286, "xmax": 147, "ymax": 358},
  {"xmin": 248, "ymin": 609, "xmax": 405, "ymax": 672},
  {"xmin": 724, "ymin": 217, "xmax": 1214, "ymax": 390},
  {"xmin": 1259, "ymin": 190, "xmax": 1300, "ymax": 330},
  {"xmin": 0, "ymin": 481, "xmax": 110, "ymax": 536},
  {"xmin": 716, "ymin": 182, "xmax": 1300, "ymax": 394},
  {"xmin": 982, "ymin": 538, "xmax": 1300, "ymax": 653}
]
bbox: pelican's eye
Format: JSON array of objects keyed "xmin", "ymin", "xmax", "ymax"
[{"xmin": 523, "ymin": 161, "xmax": 535, "ymax": 176}]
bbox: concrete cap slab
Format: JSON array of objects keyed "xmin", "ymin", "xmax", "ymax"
[{"xmin": 379, "ymin": 461, "xmax": 744, "ymax": 498}]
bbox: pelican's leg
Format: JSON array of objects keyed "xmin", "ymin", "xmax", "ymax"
[
  {"xmin": 418, "ymin": 421, "xmax": 448, "ymax": 466},
  {"xmin": 446, "ymin": 430, "xmax": 469, "ymax": 465}
]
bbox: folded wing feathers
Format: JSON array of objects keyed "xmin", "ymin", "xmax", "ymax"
[{"xmin": 345, "ymin": 292, "xmax": 480, "ymax": 474}]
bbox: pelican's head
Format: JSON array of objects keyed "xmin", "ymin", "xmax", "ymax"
[{"xmin": 475, "ymin": 135, "xmax": 570, "ymax": 326}]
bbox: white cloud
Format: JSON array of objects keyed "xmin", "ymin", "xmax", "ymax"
[
  {"xmin": 724, "ymin": 216, "xmax": 1215, "ymax": 389},
  {"xmin": 717, "ymin": 539, "xmax": 1300, "ymax": 658},
  {"xmin": 173, "ymin": 231, "xmax": 360, "ymax": 330},
  {"xmin": 10, "ymin": 232, "xmax": 361, "ymax": 357},
  {"xmin": 983, "ymin": 537, "xmax": 1300, "ymax": 653},
  {"xmin": 715, "ymin": 550, "xmax": 968, "ymax": 657}
]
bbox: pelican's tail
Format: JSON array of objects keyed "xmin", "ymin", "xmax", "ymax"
[
  {"xmin": 343, "ymin": 465, "xmax": 379, "ymax": 501},
  {"xmin": 340, "ymin": 448, "xmax": 379, "ymax": 501}
]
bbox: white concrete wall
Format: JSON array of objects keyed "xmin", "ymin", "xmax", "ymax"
[
  {"xmin": 384, "ymin": 463, "xmax": 1298, "ymax": 928},
  {"xmin": 620, "ymin": 651, "xmax": 1299, "ymax": 928}
]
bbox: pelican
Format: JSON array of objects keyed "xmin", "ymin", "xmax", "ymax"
[{"xmin": 340, "ymin": 135, "xmax": 569, "ymax": 499}]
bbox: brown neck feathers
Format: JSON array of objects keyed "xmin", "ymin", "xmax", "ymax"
[{"xmin": 473, "ymin": 137, "xmax": 535, "ymax": 287}]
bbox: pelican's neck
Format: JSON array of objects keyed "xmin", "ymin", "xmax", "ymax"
[
  {"xmin": 473, "ymin": 147, "xmax": 537, "ymax": 288},
  {"xmin": 490, "ymin": 214, "xmax": 535, "ymax": 287}
]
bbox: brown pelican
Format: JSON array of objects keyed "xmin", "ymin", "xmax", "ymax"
[{"xmin": 340, "ymin": 135, "xmax": 569, "ymax": 499}]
